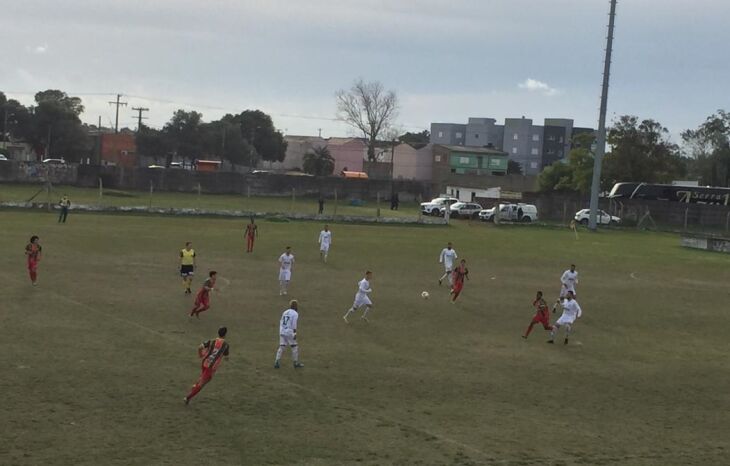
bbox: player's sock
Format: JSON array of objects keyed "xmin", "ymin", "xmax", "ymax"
[
  {"xmin": 343, "ymin": 308, "xmax": 354, "ymax": 319},
  {"xmin": 361, "ymin": 306, "xmax": 371, "ymax": 320},
  {"xmin": 276, "ymin": 345, "xmax": 284, "ymax": 362},
  {"xmin": 291, "ymin": 345, "xmax": 299, "ymax": 363},
  {"xmin": 186, "ymin": 383, "xmax": 202, "ymax": 401},
  {"xmin": 524, "ymin": 323, "xmax": 534, "ymax": 337}
]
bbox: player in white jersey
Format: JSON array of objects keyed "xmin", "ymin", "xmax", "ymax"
[
  {"xmin": 438, "ymin": 242, "xmax": 458, "ymax": 286},
  {"xmin": 278, "ymin": 246, "xmax": 295, "ymax": 295},
  {"xmin": 555, "ymin": 264, "xmax": 579, "ymax": 310},
  {"xmin": 318, "ymin": 225, "xmax": 332, "ymax": 263},
  {"xmin": 548, "ymin": 291, "xmax": 582, "ymax": 345},
  {"xmin": 274, "ymin": 300, "xmax": 303, "ymax": 368},
  {"xmin": 343, "ymin": 271, "xmax": 373, "ymax": 323}
]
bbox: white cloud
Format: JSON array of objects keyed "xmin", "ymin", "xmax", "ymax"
[
  {"xmin": 33, "ymin": 44, "xmax": 48, "ymax": 54},
  {"xmin": 518, "ymin": 78, "xmax": 559, "ymax": 96}
]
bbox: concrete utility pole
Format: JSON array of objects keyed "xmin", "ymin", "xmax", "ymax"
[
  {"xmin": 108, "ymin": 94, "xmax": 128, "ymax": 133},
  {"xmin": 2, "ymin": 107, "xmax": 9, "ymax": 150},
  {"xmin": 132, "ymin": 107, "xmax": 149, "ymax": 132},
  {"xmin": 588, "ymin": 0, "xmax": 618, "ymax": 231}
]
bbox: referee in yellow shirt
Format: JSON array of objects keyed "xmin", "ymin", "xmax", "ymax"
[{"xmin": 180, "ymin": 242, "xmax": 196, "ymax": 294}]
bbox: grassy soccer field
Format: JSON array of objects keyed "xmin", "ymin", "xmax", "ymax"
[{"xmin": 1, "ymin": 210, "xmax": 728, "ymax": 466}]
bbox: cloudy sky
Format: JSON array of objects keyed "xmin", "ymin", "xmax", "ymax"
[{"xmin": 2, "ymin": 0, "xmax": 728, "ymax": 140}]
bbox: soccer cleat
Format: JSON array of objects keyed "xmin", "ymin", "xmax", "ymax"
[
  {"xmin": 438, "ymin": 278, "xmax": 442, "ymax": 286},
  {"xmin": 184, "ymin": 397, "xmax": 189, "ymax": 406},
  {"xmin": 293, "ymin": 362, "xmax": 304, "ymax": 369},
  {"xmin": 32, "ymin": 282, "xmax": 38, "ymax": 286},
  {"xmin": 547, "ymin": 340, "xmax": 554, "ymax": 344},
  {"xmin": 274, "ymin": 360, "xmax": 280, "ymax": 369},
  {"xmin": 360, "ymin": 315, "xmax": 369, "ymax": 322},
  {"xmin": 522, "ymin": 335, "xmax": 527, "ymax": 339},
  {"xmin": 564, "ymin": 338, "xmax": 569, "ymax": 345}
]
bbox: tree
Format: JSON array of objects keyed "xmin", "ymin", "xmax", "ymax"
[
  {"xmin": 232, "ymin": 110, "xmax": 287, "ymax": 166},
  {"xmin": 302, "ymin": 146, "xmax": 335, "ymax": 176},
  {"xmin": 1, "ymin": 92, "xmax": 33, "ymax": 145},
  {"xmin": 507, "ymin": 160, "xmax": 523, "ymax": 175},
  {"xmin": 27, "ymin": 90, "xmax": 88, "ymax": 161},
  {"xmin": 602, "ymin": 115, "xmax": 686, "ymax": 187},
  {"xmin": 398, "ymin": 130, "xmax": 430, "ymax": 148},
  {"xmin": 681, "ymin": 111, "xmax": 730, "ymax": 187},
  {"xmin": 538, "ymin": 132, "xmax": 597, "ymax": 193},
  {"xmin": 136, "ymin": 124, "xmax": 171, "ymax": 160},
  {"xmin": 201, "ymin": 117, "xmax": 252, "ymax": 168},
  {"xmin": 336, "ymin": 79, "xmax": 399, "ymax": 161},
  {"xmin": 163, "ymin": 110, "xmax": 205, "ymax": 162}
]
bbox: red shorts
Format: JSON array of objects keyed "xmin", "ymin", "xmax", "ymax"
[
  {"xmin": 531, "ymin": 312, "xmax": 550, "ymax": 326},
  {"xmin": 195, "ymin": 292, "xmax": 210, "ymax": 307},
  {"xmin": 452, "ymin": 282, "xmax": 464, "ymax": 294},
  {"xmin": 27, "ymin": 259, "xmax": 38, "ymax": 271}
]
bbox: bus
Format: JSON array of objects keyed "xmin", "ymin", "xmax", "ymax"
[{"xmin": 608, "ymin": 182, "xmax": 730, "ymax": 205}]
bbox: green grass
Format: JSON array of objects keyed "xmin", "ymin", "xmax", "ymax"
[
  {"xmin": 0, "ymin": 183, "xmax": 421, "ymax": 219},
  {"xmin": 1, "ymin": 211, "xmax": 729, "ymax": 465}
]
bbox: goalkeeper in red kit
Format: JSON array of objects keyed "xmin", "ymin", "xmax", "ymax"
[
  {"xmin": 522, "ymin": 291, "xmax": 553, "ymax": 338},
  {"xmin": 184, "ymin": 327, "xmax": 230, "ymax": 405}
]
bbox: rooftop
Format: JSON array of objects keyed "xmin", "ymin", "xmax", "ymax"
[{"xmin": 438, "ymin": 144, "xmax": 507, "ymax": 155}]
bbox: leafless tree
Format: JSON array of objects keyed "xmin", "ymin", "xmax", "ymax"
[{"xmin": 336, "ymin": 79, "xmax": 399, "ymax": 161}]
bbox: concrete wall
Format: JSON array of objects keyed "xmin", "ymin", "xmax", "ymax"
[
  {"xmin": 262, "ymin": 135, "xmax": 326, "ymax": 171},
  {"xmin": 327, "ymin": 138, "xmax": 366, "ymax": 173},
  {"xmin": 392, "ymin": 143, "xmax": 433, "ymax": 181},
  {"xmin": 0, "ymin": 160, "xmax": 78, "ymax": 184}
]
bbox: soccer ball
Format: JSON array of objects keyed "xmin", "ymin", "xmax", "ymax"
[{"xmin": 421, "ymin": 291, "xmax": 430, "ymax": 299}]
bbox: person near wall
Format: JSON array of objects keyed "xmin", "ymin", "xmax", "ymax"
[
  {"xmin": 58, "ymin": 195, "xmax": 71, "ymax": 223},
  {"xmin": 318, "ymin": 196, "xmax": 325, "ymax": 215}
]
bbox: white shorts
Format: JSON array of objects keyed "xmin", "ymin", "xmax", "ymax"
[
  {"xmin": 279, "ymin": 269, "xmax": 291, "ymax": 282},
  {"xmin": 444, "ymin": 266, "xmax": 453, "ymax": 273},
  {"xmin": 279, "ymin": 332, "xmax": 297, "ymax": 346},
  {"xmin": 320, "ymin": 243, "xmax": 330, "ymax": 252},
  {"xmin": 560, "ymin": 285, "xmax": 576, "ymax": 297},
  {"xmin": 555, "ymin": 314, "xmax": 576, "ymax": 326},
  {"xmin": 353, "ymin": 295, "xmax": 372, "ymax": 308}
]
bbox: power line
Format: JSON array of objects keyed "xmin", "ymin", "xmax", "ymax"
[
  {"xmin": 108, "ymin": 94, "xmax": 128, "ymax": 133},
  {"xmin": 131, "ymin": 107, "xmax": 150, "ymax": 132}
]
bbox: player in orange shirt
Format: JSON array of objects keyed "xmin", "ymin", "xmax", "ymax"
[
  {"xmin": 450, "ymin": 259, "xmax": 469, "ymax": 303},
  {"xmin": 184, "ymin": 326, "xmax": 230, "ymax": 405},
  {"xmin": 244, "ymin": 218, "xmax": 258, "ymax": 253},
  {"xmin": 25, "ymin": 235, "xmax": 42, "ymax": 286},
  {"xmin": 189, "ymin": 271, "xmax": 217, "ymax": 318},
  {"xmin": 522, "ymin": 291, "xmax": 553, "ymax": 338}
]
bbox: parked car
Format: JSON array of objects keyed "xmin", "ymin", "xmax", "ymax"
[
  {"xmin": 439, "ymin": 202, "xmax": 483, "ymax": 219},
  {"xmin": 420, "ymin": 196, "xmax": 458, "ymax": 216},
  {"xmin": 42, "ymin": 158, "xmax": 66, "ymax": 164},
  {"xmin": 574, "ymin": 209, "xmax": 620, "ymax": 225},
  {"xmin": 479, "ymin": 203, "xmax": 538, "ymax": 222},
  {"xmin": 0, "ymin": 154, "xmax": 8, "ymax": 161}
]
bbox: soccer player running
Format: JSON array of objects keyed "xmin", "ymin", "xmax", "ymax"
[
  {"xmin": 184, "ymin": 326, "xmax": 230, "ymax": 405},
  {"xmin": 179, "ymin": 242, "xmax": 196, "ymax": 294},
  {"xmin": 274, "ymin": 300, "xmax": 304, "ymax": 369},
  {"xmin": 318, "ymin": 224, "xmax": 332, "ymax": 263},
  {"xmin": 438, "ymin": 242, "xmax": 458, "ymax": 287},
  {"xmin": 189, "ymin": 271, "xmax": 217, "ymax": 319},
  {"xmin": 548, "ymin": 290, "xmax": 582, "ymax": 345},
  {"xmin": 244, "ymin": 217, "xmax": 258, "ymax": 253},
  {"xmin": 450, "ymin": 259, "xmax": 469, "ymax": 303},
  {"xmin": 25, "ymin": 235, "xmax": 42, "ymax": 286},
  {"xmin": 278, "ymin": 246, "xmax": 295, "ymax": 295},
  {"xmin": 522, "ymin": 291, "xmax": 553, "ymax": 339},
  {"xmin": 554, "ymin": 264, "xmax": 579, "ymax": 311},
  {"xmin": 343, "ymin": 271, "xmax": 373, "ymax": 323}
]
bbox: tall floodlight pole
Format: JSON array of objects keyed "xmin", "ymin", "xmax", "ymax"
[{"xmin": 589, "ymin": 0, "xmax": 618, "ymax": 231}]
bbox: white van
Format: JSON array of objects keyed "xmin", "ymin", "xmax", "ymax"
[{"xmin": 479, "ymin": 203, "xmax": 538, "ymax": 223}]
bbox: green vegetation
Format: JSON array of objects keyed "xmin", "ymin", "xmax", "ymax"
[
  {"xmin": 1, "ymin": 211, "xmax": 728, "ymax": 465},
  {"xmin": 0, "ymin": 184, "xmax": 420, "ymax": 219}
]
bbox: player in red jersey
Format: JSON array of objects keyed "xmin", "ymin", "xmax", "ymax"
[
  {"xmin": 25, "ymin": 235, "xmax": 42, "ymax": 286},
  {"xmin": 189, "ymin": 271, "xmax": 217, "ymax": 318},
  {"xmin": 184, "ymin": 326, "xmax": 230, "ymax": 405},
  {"xmin": 522, "ymin": 291, "xmax": 553, "ymax": 338},
  {"xmin": 244, "ymin": 218, "xmax": 258, "ymax": 253},
  {"xmin": 450, "ymin": 259, "xmax": 469, "ymax": 303}
]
